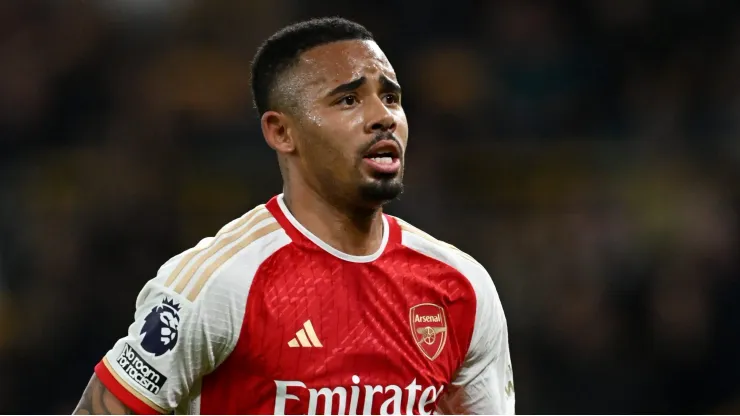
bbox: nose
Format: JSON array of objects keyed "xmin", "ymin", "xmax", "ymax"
[{"xmin": 364, "ymin": 97, "xmax": 397, "ymax": 134}]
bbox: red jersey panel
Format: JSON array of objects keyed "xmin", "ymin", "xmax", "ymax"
[{"xmin": 95, "ymin": 195, "xmax": 514, "ymax": 415}]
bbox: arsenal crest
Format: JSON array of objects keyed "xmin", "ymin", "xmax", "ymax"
[{"xmin": 409, "ymin": 303, "xmax": 448, "ymax": 360}]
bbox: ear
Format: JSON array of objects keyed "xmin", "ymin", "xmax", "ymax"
[{"xmin": 261, "ymin": 110, "xmax": 296, "ymax": 155}]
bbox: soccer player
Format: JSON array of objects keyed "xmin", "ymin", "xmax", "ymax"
[{"xmin": 73, "ymin": 17, "xmax": 514, "ymax": 415}]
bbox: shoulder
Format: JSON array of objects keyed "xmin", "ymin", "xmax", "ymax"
[
  {"xmin": 392, "ymin": 215, "xmax": 485, "ymax": 277},
  {"xmin": 151, "ymin": 203, "xmax": 291, "ymax": 305},
  {"xmin": 391, "ymin": 215, "xmax": 500, "ymax": 307}
]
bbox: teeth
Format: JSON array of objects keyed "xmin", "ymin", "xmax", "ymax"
[{"xmin": 372, "ymin": 157, "xmax": 393, "ymax": 164}]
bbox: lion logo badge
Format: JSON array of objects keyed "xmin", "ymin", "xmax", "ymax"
[
  {"xmin": 140, "ymin": 298, "xmax": 181, "ymax": 356},
  {"xmin": 409, "ymin": 303, "xmax": 448, "ymax": 360}
]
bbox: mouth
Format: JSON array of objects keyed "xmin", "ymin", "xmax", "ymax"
[{"xmin": 362, "ymin": 140, "xmax": 402, "ymax": 175}]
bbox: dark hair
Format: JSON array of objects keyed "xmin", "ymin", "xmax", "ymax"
[{"xmin": 250, "ymin": 17, "xmax": 374, "ymax": 116}]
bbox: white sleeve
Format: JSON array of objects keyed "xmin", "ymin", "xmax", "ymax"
[
  {"xmin": 94, "ymin": 258, "xmax": 244, "ymax": 414},
  {"xmin": 437, "ymin": 265, "xmax": 515, "ymax": 415},
  {"xmin": 94, "ymin": 206, "xmax": 284, "ymax": 414}
]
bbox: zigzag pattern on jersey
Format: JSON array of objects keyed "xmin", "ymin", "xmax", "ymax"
[{"xmin": 164, "ymin": 205, "xmax": 282, "ymax": 301}]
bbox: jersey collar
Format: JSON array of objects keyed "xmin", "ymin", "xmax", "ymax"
[{"xmin": 266, "ymin": 193, "xmax": 400, "ymax": 263}]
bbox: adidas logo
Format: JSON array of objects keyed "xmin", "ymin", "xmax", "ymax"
[{"xmin": 288, "ymin": 320, "xmax": 323, "ymax": 348}]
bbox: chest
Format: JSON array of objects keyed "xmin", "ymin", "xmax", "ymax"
[
  {"xmin": 240, "ymin": 252, "xmax": 475, "ymax": 406},
  {"xmin": 214, "ymin": 249, "xmax": 476, "ymax": 414}
]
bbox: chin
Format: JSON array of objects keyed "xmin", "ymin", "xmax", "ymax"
[{"xmin": 358, "ymin": 177, "xmax": 404, "ymax": 204}]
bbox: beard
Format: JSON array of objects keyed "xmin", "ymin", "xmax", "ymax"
[{"xmin": 358, "ymin": 173, "xmax": 404, "ymax": 203}]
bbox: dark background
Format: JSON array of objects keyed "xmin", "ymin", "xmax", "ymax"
[{"xmin": 1, "ymin": 0, "xmax": 740, "ymax": 413}]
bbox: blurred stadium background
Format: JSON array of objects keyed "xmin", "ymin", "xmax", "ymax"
[{"xmin": 1, "ymin": 0, "xmax": 740, "ymax": 413}]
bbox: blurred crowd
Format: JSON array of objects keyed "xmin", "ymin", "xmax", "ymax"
[{"xmin": 1, "ymin": 0, "xmax": 739, "ymax": 413}]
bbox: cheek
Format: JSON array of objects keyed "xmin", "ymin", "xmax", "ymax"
[
  {"xmin": 303, "ymin": 128, "xmax": 351, "ymax": 168},
  {"xmin": 300, "ymin": 111, "xmax": 364, "ymax": 176},
  {"xmin": 396, "ymin": 113, "xmax": 410, "ymax": 147},
  {"xmin": 308, "ymin": 116, "xmax": 359, "ymax": 160},
  {"xmin": 347, "ymin": 111, "xmax": 366, "ymax": 130},
  {"xmin": 307, "ymin": 142, "xmax": 358, "ymax": 185}
]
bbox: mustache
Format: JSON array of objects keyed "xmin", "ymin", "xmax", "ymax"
[{"xmin": 360, "ymin": 133, "xmax": 403, "ymax": 157}]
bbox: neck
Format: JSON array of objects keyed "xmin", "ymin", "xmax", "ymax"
[{"xmin": 282, "ymin": 181, "xmax": 385, "ymax": 257}]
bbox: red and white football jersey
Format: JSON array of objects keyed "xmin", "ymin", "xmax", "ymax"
[{"xmin": 95, "ymin": 194, "xmax": 515, "ymax": 415}]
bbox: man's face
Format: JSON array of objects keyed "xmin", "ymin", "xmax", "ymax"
[{"xmin": 289, "ymin": 39, "xmax": 408, "ymax": 208}]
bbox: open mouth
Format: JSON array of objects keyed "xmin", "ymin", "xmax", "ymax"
[
  {"xmin": 364, "ymin": 152, "xmax": 397, "ymax": 165},
  {"xmin": 362, "ymin": 140, "xmax": 402, "ymax": 174}
]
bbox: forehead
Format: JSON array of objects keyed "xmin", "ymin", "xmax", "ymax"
[{"xmin": 296, "ymin": 40, "xmax": 397, "ymax": 88}]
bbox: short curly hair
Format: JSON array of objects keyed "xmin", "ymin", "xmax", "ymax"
[{"xmin": 250, "ymin": 17, "xmax": 374, "ymax": 116}]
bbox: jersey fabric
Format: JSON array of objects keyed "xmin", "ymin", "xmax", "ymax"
[{"xmin": 94, "ymin": 194, "xmax": 515, "ymax": 415}]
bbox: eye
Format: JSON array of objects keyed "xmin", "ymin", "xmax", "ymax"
[
  {"xmin": 383, "ymin": 93, "xmax": 401, "ymax": 105},
  {"xmin": 337, "ymin": 95, "xmax": 358, "ymax": 106}
]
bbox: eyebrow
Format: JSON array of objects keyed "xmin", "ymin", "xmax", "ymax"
[
  {"xmin": 327, "ymin": 77, "xmax": 367, "ymax": 97},
  {"xmin": 379, "ymin": 75, "xmax": 402, "ymax": 95},
  {"xmin": 325, "ymin": 75, "xmax": 403, "ymax": 98}
]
